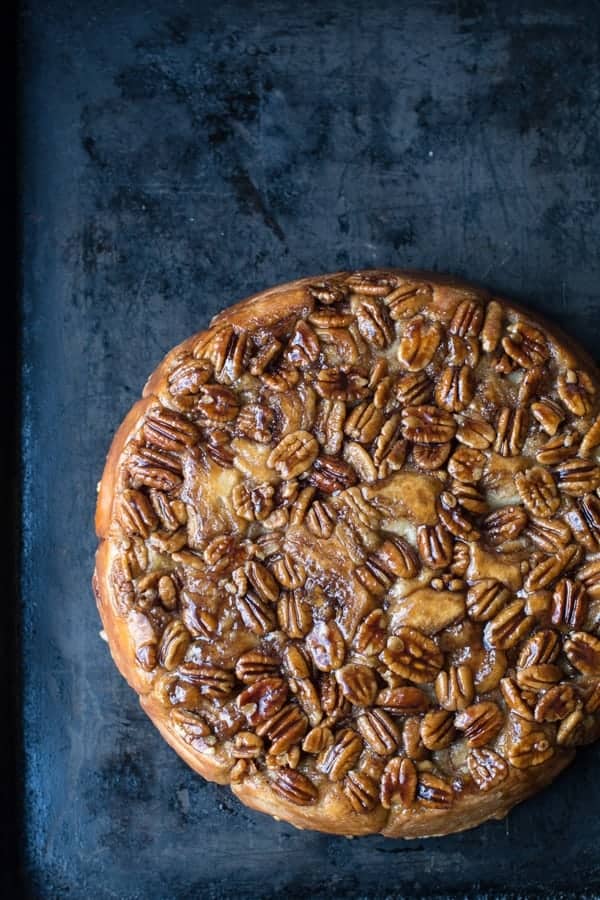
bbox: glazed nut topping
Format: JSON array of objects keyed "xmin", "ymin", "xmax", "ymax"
[{"xmin": 98, "ymin": 269, "xmax": 600, "ymax": 837}]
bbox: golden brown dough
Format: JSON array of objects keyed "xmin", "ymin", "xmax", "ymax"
[{"xmin": 94, "ymin": 269, "xmax": 600, "ymax": 837}]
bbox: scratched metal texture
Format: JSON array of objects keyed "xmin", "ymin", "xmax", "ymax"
[{"xmin": 20, "ymin": 0, "xmax": 600, "ymax": 897}]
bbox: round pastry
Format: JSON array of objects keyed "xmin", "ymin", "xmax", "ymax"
[{"xmin": 94, "ymin": 269, "xmax": 600, "ymax": 838}]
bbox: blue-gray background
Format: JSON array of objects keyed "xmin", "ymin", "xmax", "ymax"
[{"xmin": 21, "ymin": 1, "xmax": 600, "ymax": 897}]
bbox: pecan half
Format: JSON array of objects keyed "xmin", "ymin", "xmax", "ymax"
[
  {"xmin": 232, "ymin": 732, "xmax": 264, "ymax": 759},
  {"xmin": 577, "ymin": 558, "xmax": 600, "ymax": 599},
  {"xmin": 564, "ymin": 632, "xmax": 600, "ymax": 675},
  {"xmin": 395, "ymin": 370, "xmax": 433, "ymax": 406},
  {"xmin": 450, "ymin": 297, "xmax": 484, "ymax": 337},
  {"xmin": 320, "ymin": 675, "xmax": 351, "ymax": 723},
  {"xmin": 314, "ymin": 397, "xmax": 346, "ymax": 453},
  {"xmin": 319, "ymin": 729, "xmax": 363, "ymax": 781},
  {"xmin": 531, "ymin": 398, "xmax": 564, "ymax": 435},
  {"xmin": 467, "ymin": 579, "xmax": 511, "ymax": 622},
  {"xmin": 243, "ymin": 560, "xmax": 279, "ymax": 603},
  {"xmin": 468, "ymin": 748, "xmax": 509, "ymax": 791},
  {"xmin": 535, "ymin": 430, "xmax": 580, "ymax": 466},
  {"xmin": 580, "ymin": 413, "xmax": 600, "ymax": 456},
  {"xmin": 556, "ymin": 708, "xmax": 587, "ymax": 747},
  {"xmin": 527, "ymin": 516, "xmax": 572, "ymax": 554},
  {"xmin": 168, "ymin": 357, "xmax": 213, "ymax": 404},
  {"xmin": 420, "ymin": 710, "xmax": 455, "ymax": 750},
  {"xmin": 158, "ymin": 575, "xmax": 178, "ymax": 610},
  {"xmin": 353, "ymin": 296, "xmax": 394, "ymax": 348},
  {"xmin": 376, "ymin": 536, "xmax": 420, "ymax": 578},
  {"xmin": 402, "ymin": 717, "xmax": 430, "ymax": 761},
  {"xmin": 232, "ymin": 482, "xmax": 275, "ymax": 522},
  {"xmin": 306, "ymin": 621, "xmax": 346, "ymax": 672},
  {"xmin": 534, "ymin": 684, "xmax": 578, "ymax": 723},
  {"xmin": 401, "ymin": 405, "xmax": 457, "ymax": 444},
  {"xmin": 307, "ymin": 278, "xmax": 349, "ymax": 305},
  {"xmin": 557, "ymin": 369, "xmax": 595, "ymax": 416},
  {"xmin": 435, "ymin": 365, "xmax": 474, "ymax": 412},
  {"xmin": 376, "ymin": 686, "xmax": 430, "ymax": 715},
  {"xmin": 283, "ymin": 645, "xmax": 311, "ymax": 680},
  {"xmin": 344, "ymin": 401, "xmax": 384, "ymax": 444},
  {"xmin": 308, "ymin": 455, "xmax": 357, "ymax": 494},
  {"xmin": 127, "ymin": 445, "xmax": 182, "ymax": 491},
  {"xmin": 524, "ymin": 545, "xmax": 582, "ymax": 592},
  {"xmin": 380, "ymin": 757, "xmax": 417, "ymax": 808},
  {"xmin": 358, "ymin": 537, "xmax": 419, "ymax": 593},
  {"xmin": 236, "ymin": 592, "xmax": 277, "ymax": 635},
  {"xmin": 347, "ymin": 271, "xmax": 398, "ymax": 294},
  {"xmin": 343, "ymin": 770, "xmax": 380, "ymax": 812},
  {"xmin": 438, "ymin": 493, "xmax": 480, "ymax": 541},
  {"xmin": 482, "ymin": 506, "xmax": 528, "ymax": 547},
  {"xmin": 454, "ymin": 701, "xmax": 503, "ymax": 747},
  {"xmin": 500, "ymin": 677, "xmax": 535, "ymax": 721},
  {"xmin": 235, "ymin": 650, "xmax": 280, "ymax": 684},
  {"xmin": 515, "ymin": 466, "xmax": 560, "ymax": 518},
  {"xmin": 198, "ymin": 384, "xmax": 240, "ymax": 422},
  {"xmin": 554, "ymin": 458, "xmax": 600, "ymax": 496},
  {"xmin": 450, "ymin": 541, "xmax": 470, "ymax": 577},
  {"xmin": 305, "ymin": 500, "xmax": 336, "ymax": 539},
  {"xmin": 381, "ymin": 628, "xmax": 443, "ymax": 683},
  {"xmin": 289, "ymin": 677, "xmax": 323, "ymax": 727},
  {"xmin": 272, "ymin": 554, "xmax": 306, "ymax": 590},
  {"xmin": 502, "ymin": 321, "xmax": 549, "ymax": 368},
  {"xmin": 456, "ymin": 413, "xmax": 496, "ymax": 449},
  {"xmin": 354, "ymin": 609, "xmax": 388, "ymax": 656},
  {"xmin": 256, "ymin": 703, "xmax": 308, "ymax": 755},
  {"xmin": 267, "ymin": 430, "xmax": 319, "ymax": 479},
  {"xmin": 435, "ymin": 664, "xmax": 474, "ymax": 711},
  {"xmin": 357, "ymin": 709, "xmax": 401, "ymax": 755},
  {"xmin": 197, "ymin": 325, "xmax": 248, "ymax": 383},
  {"xmin": 397, "ymin": 316, "xmax": 441, "ymax": 371},
  {"xmin": 484, "ymin": 601, "xmax": 534, "ymax": 650},
  {"xmin": 451, "ymin": 482, "xmax": 488, "ymax": 515},
  {"xmin": 383, "ymin": 283, "xmax": 432, "ymax": 319},
  {"xmin": 143, "ymin": 406, "xmax": 200, "ymax": 452},
  {"xmin": 158, "ymin": 620, "xmax": 190, "ymax": 670},
  {"xmin": 170, "ymin": 708, "xmax": 211, "ymax": 743},
  {"xmin": 567, "ymin": 493, "xmax": 600, "ymax": 552},
  {"xmin": 517, "ymin": 630, "xmax": 561, "ymax": 667},
  {"xmin": 508, "ymin": 731, "xmax": 554, "ymax": 768},
  {"xmin": 517, "ymin": 365, "xmax": 544, "ymax": 405},
  {"xmin": 335, "ymin": 664, "xmax": 378, "ymax": 707},
  {"xmin": 580, "ymin": 678, "xmax": 600, "ymax": 714},
  {"xmin": 286, "ymin": 321, "xmax": 320, "ymax": 368},
  {"xmin": 371, "ymin": 415, "xmax": 406, "ymax": 475},
  {"xmin": 516, "ymin": 664, "xmax": 562, "ymax": 692},
  {"xmin": 417, "ymin": 773, "xmax": 453, "ymax": 809},
  {"xmin": 413, "ymin": 441, "xmax": 453, "ymax": 470},
  {"xmin": 551, "ymin": 578, "xmax": 588, "ymax": 629},
  {"xmin": 302, "ymin": 725, "xmax": 334, "ymax": 754},
  {"xmin": 417, "ymin": 523, "xmax": 454, "ymax": 569},
  {"xmin": 149, "ymin": 490, "xmax": 186, "ymax": 532},
  {"xmin": 448, "ymin": 446, "xmax": 486, "ymax": 484},
  {"xmin": 235, "ymin": 403, "xmax": 275, "ymax": 443},
  {"xmin": 271, "ymin": 767, "xmax": 318, "ymax": 806},
  {"xmin": 494, "ymin": 407, "xmax": 528, "ymax": 456},
  {"xmin": 178, "ymin": 663, "xmax": 235, "ymax": 699},
  {"xmin": 237, "ymin": 678, "xmax": 289, "ymax": 726},
  {"xmin": 277, "ymin": 591, "xmax": 313, "ymax": 638},
  {"xmin": 116, "ymin": 489, "xmax": 158, "ymax": 538}
]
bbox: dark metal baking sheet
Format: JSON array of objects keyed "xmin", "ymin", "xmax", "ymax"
[{"xmin": 19, "ymin": 1, "xmax": 600, "ymax": 897}]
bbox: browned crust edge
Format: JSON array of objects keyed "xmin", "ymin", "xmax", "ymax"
[{"xmin": 94, "ymin": 268, "xmax": 584, "ymax": 838}]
